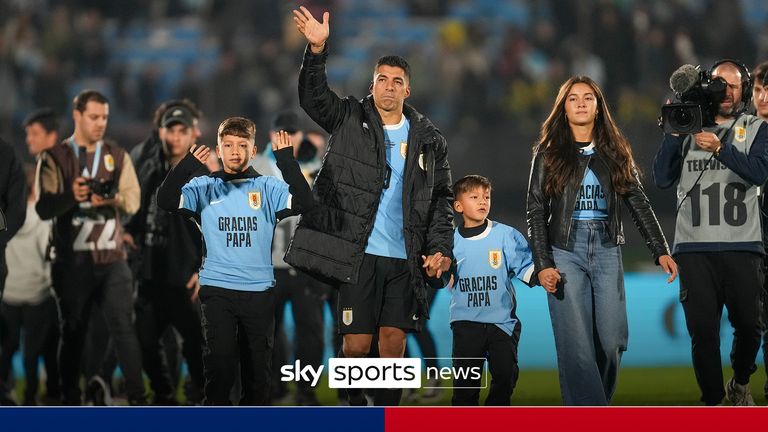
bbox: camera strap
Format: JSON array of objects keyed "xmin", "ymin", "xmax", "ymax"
[
  {"xmin": 69, "ymin": 137, "xmax": 103, "ymax": 178},
  {"xmin": 674, "ymin": 114, "xmax": 743, "ymax": 215}
]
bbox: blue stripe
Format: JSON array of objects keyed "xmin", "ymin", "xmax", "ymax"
[
  {"xmin": 0, "ymin": 407, "xmax": 385, "ymax": 432},
  {"xmin": 672, "ymin": 241, "xmax": 765, "ymax": 255}
]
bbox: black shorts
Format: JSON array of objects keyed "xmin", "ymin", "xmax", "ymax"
[{"xmin": 338, "ymin": 253, "xmax": 422, "ymax": 334}]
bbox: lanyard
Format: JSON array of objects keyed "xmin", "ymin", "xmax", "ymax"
[{"xmin": 69, "ymin": 137, "xmax": 102, "ymax": 178}]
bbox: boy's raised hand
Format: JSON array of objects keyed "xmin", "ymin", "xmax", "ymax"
[
  {"xmin": 272, "ymin": 130, "xmax": 294, "ymax": 152},
  {"xmin": 293, "ymin": 6, "xmax": 329, "ymax": 53},
  {"xmin": 189, "ymin": 143, "xmax": 210, "ymax": 164}
]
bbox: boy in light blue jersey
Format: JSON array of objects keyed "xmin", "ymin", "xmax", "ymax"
[
  {"xmin": 157, "ymin": 117, "xmax": 313, "ymax": 405},
  {"xmin": 446, "ymin": 175, "xmax": 537, "ymax": 406}
]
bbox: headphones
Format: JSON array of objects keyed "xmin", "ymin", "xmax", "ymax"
[{"xmin": 710, "ymin": 58, "xmax": 753, "ymax": 107}]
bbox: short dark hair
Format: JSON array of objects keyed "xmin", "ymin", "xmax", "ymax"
[
  {"xmin": 753, "ymin": 61, "xmax": 768, "ymax": 87},
  {"xmin": 452, "ymin": 175, "xmax": 492, "ymax": 198},
  {"xmin": 375, "ymin": 55, "xmax": 411, "ymax": 80},
  {"xmin": 218, "ymin": 117, "xmax": 256, "ymax": 142},
  {"xmin": 73, "ymin": 90, "xmax": 108, "ymax": 112},
  {"xmin": 23, "ymin": 108, "xmax": 59, "ymax": 134},
  {"xmin": 153, "ymin": 99, "xmax": 202, "ymax": 129}
]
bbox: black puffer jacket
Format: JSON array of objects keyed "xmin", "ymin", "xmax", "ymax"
[
  {"xmin": 285, "ymin": 45, "xmax": 454, "ymax": 316},
  {"xmin": 526, "ymin": 149, "xmax": 670, "ymax": 273}
]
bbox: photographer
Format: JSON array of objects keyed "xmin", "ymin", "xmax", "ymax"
[
  {"xmin": 36, "ymin": 90, "xmax": 146, "ymax": 405},
  {"xmin": 653, "ymin": 60, "xmax": 768, "ymax": 406}
]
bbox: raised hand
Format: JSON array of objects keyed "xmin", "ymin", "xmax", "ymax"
[
  {"xmin": 272, "ymin": 130, "xmax": 294, "ymax": 152},
  {"xmin": 292, "ymin": 6, "xmax": 329, "ymax": 53},
  {"xmin": 189, "ymin": 143, "xmax": 210, "ymax": 164}
]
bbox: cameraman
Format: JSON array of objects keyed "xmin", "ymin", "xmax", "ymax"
[
  {"xmin": 36, "ymin": 90, "xmax": 146, "ymax": 405},
  {"xmin": 653, "ymin": 61, "xmax": 768, "ymax": 406}
]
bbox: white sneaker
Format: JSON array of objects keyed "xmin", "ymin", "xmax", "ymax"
[{"xmin": 725, "ymin": 378, "xmax": 756, "ymax": 406}]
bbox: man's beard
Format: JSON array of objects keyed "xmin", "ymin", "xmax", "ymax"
[{"xmin": 718, "ymin": 104, "xmax": 736, "ymax": 118}]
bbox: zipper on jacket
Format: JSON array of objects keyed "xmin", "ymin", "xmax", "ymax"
[
  {"xmin": 358, "ymin": 113, "xmax": 388, "ymax": 267},
  {"xmin": 565, "ymin": 155, "xmax": 592, "ymax": 245}
]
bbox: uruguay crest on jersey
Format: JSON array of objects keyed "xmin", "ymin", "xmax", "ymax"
[
  {"xmin": 104, "ymin": 154, "xmax": 115, "ymax": 172},
  {"xmin": 399, "ymin": 141, "xmax": 407, "ymax": 159},
  {"xmin": 735, "ymin": 126, "xmax": 747, "ymax": 142},
  {"xmin": 248, "ymin": 191, "xmax": 261, "ymax": 210},
  {"xmin": 342, "ymin": 308, "xmax": 353, "ymax": 325},
  {"xmin": 489, "ymin": 250, "xmax": 502, "ymax": 269}
]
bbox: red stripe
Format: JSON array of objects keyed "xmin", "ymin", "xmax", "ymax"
[{"xmin": 385, "ymin": 407, "xmax": 768, "ymax": 432}]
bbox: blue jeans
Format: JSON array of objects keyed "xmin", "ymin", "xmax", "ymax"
[{"xmin": 548, "ymin": 220, "xmax": 627, "ymax": 405}]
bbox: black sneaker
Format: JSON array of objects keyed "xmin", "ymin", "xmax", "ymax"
[{"xmin": 85, "ymin": 376, "xmax": 113, "ymax": 406}]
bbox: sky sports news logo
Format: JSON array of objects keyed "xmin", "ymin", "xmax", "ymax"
[{"xmin": 280, "ymin": 358, "xmax": 488, "ymax": 389}]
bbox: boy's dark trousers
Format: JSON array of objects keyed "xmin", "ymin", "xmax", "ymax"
[
  {"xmin": 199, "ymin": 286, "xmax": 274, "ymax": 405},
  {"xmin": 451, "ymin": 320, "xmax": 521, "ymax": 406}
]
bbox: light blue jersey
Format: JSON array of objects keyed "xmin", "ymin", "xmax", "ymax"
[
  {"xmin": 449, "ymin": 220, "xmax": 535, "ymax": 335},
  {"xmin": 573, "ymin": 143, "xmax": 608, "ymax": 221},
  {"xmin": 180, "ymin": 171, "xmax": 290, "ymax": 291},
  {"xmin": 365, "ymin": 115, "xmax": 409, "ymax": 259}
]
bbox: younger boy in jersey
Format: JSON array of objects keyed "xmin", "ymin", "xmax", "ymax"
[
  {"xmin": 157, "ymin": 117, "xmax": 313, "ymax": 405},
  {"xmin": 447, "ymin": 175, "xmax": 536, "ymax": 406}
]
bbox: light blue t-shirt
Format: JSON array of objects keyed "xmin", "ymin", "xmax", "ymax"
[
  {"xmin": 573, "ymin": 143, "xmax": 608, "ymax": 221},
  {"xmin": 448, "ymin": 221, "xmax": 535, "ymax": 336},
  {"xmin": 365, "ymin": 115, "xmax": 410, "ymax": 259},
  {"xmin": 180, "ymin": 172, "xmax": 291, "ymax": 291}
]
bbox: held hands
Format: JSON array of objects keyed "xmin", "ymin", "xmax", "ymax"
[
  {"xmin": 189, "ymin": 144, "xmax": 210, "ymax": 164},
  {"xmin": 272, "ymin": 130, "xmax": 294, "ymax": 152},
  {"xmin": 658, "ymin": 255, "xmax": 678, "ymax": 283},
  {"xmin": 293, "ymin": 6, "xmax": 329, "ymax": 53},
  {"xmin": 538, "ymin": 267, "xmax": 561, "ymax": 293},
  {"xmin": 422, "ymin": 252, "xmax": 451, "ymax": 279},
  {"xmin": 693, "ymin": 132, "xmax": 722, "ymax": 154}
]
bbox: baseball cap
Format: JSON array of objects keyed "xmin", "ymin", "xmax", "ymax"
[
  {"xmin": 161, "ymin": 106, "xmax": 194, "ymax": 129},
  {"xmin": 271, "ymin": 110, "xmax": 301, "ymax": 133}
]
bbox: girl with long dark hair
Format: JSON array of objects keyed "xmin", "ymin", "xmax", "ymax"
[{"xmin": 526, "ymin": 76, "xmax": 677, "ymax": 405}]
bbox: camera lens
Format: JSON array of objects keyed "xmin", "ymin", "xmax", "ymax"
[{"xmin": 672, "ymin": 108, "xmax": 693, "ymax": 126}]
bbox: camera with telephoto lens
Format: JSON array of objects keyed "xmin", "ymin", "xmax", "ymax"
[
  {"xmin": 661, "ymin": 64, "xmax": 727, "ymax": 134},
  {"xmin": 86, "ymin": 179, "xmax": 118, "ymax": 199}
]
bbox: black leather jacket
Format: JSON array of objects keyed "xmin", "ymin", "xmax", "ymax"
[{"xmin": 526, "ymin": 149, "xmax": 670, "ymax": 273}]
